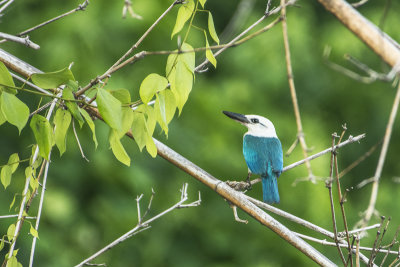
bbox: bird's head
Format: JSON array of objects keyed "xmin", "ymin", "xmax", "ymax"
[{"xmin": 223, "ymin": 111, "xmax": 277, "ymax": 138}]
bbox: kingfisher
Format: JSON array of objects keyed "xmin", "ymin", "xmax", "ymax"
[{"xmin": 223, "ymin": 111, "xmax": 283, "ymax": 204}]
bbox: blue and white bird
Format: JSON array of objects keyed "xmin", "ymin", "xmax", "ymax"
[{"xmin": 223, "ymin": 111, "xmax": 283, "ymax": 204}]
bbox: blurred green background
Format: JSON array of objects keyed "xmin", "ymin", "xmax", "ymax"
[{"xmin": 1, "ymin": 0, "xmax": 400, "ymax": 266}]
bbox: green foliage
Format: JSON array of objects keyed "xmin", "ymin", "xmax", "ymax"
[
  {"xmin": 1, "ymin": 165, "xmax": 12, "ymax": 190},
  {"xmin": 80, "ymin": 108, "xmax": 98, "ymax": 149},
  {"xmin": 6, "ymin": 224, "xmax": 15, "ymax": 242},
  {"xmin": 31, "ymin": 67, "xmax": 75, "ymax": 89},
  {"xmin": 0, "ymin": 153, "xmax": 19, "ymax": 189},
  {"xmin": 6, "ymin": 256, "xmax": 22, "ymax": 267},
  {"xmin": 204, "ymin": 33, "xmax": 217, "ymax": 68},
  {"xmin": 131, "ymin": 110, "xmax": 148, "ymax": 151},
  {"xmin": 139, "ymin": 73, "xmax": 168, "ymax": 104},
  {"xmin": 154, "ymin": 89, "xmax": 176, "ymax": 135},
  {"xmin": 30, "ymin": 114, "xmax": 53, "ymax": 160},
  {"xmin": 171, "ymin": 0, "xmax": 195, "ymax": 38},
  {"xmin": 62, "ymin": 85, "xmax": 84, "ymax": 127},
  {"xmin": 110, "ymin": 89, "xmax": 134, "ymax": 137},
  {"xmin": 109, "ymin": 129, "xmax": 131, "ymax": 166},
  {"xmin": 166, "ymin": 43, "xmax": 195, "ymax": 114},
  {"xmin": 0, "ymin": 92, "xmax": 30, "ymax": 134},
  {"xmin": 207, "ymin": 12, "xmax": 219, "ymax": 45},
  {"xmin": 199, "ymin": 0, "xmax": 206, "ymax": 8},
  {"xmin": 29, "ymin": 224, "xmax": 39, "ymax": 239},
  {"xmin": 97, "ymin": 88, "xmax": 122, "ymax": 131},
  {"xmin": 0, "ymin": 62, "xmax": 16, "ymax": 94},
  {"xmin": 54, "ymin": 108, "xmax": 72, "ymax": 156}
]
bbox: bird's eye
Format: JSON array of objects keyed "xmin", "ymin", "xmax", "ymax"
[{"xmin": 251, "ymin": 118, "xmax": 259, "ymax": 123}]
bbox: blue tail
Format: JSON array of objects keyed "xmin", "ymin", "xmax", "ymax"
[{"xmin": 262, "ymin": 176, "xmax": 280, "ymax": 204}]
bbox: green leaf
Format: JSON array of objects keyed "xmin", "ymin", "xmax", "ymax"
[
  {"xmin": 146, "ymin": 137, "xmax": 157, "ymax": 158},
  {"xmin": 172, "ymin": 60, "xmax": 193, "ymax": 114},
  {"xmin": 6, "ymin": 256, "xmax": 18, "ymax": 267},
  {"xmin": 154, "ymin": 90, "xmax": 176, "ymax": 135},
  {"xmin": 63, "ymin": 86, "xmax": 84, "ymax": 127},
  {"xmin": 54, "ymin": 108, "xmax": 71, "ymax": 156},
  {"xmin": 9, "ymin": 194, "xmax": 16, "ymax": 210},
  {"xmin": 208, "ymin": 12, "xmax": 219, "ymax": 44},
  {"xmin": 109, "ymin": 88, "xmax": 131, "ymax": 104},
  {"xmin": 30, "ymin": 114, "xmax": 53, "ymax": 160},
  {"xmin": 0, "ymin": 62, "xmax": 16, "ymax": 94},
  {"xmin": 97, "ymin": 88, "xmax": 122, "ymax": 131},
  {"xmin": 139, "ymin": 73, "xmax": 168, "ymax": 104},
  {"xmin": 145, "ymin": 105, "xmax": 156, "ymax": 137},
  {"xmin": 80, "ymin": 108, "xmax": 98, "ymax": 149},
  {"xmin": 0, "ymin": 236, "xmax": 4, "ymax": 251},
  {"xmin": 30, "ymin": 225, "xmax": 39, "ymax": 239},
  {"xmin": 131, "ymin": 111, "xmax": 148, "ymax": 151},
  {"xmin": 0, "ymin": 104, "xmax": 6, "ymax": 126},
  {"xmin": 30, "ymin": 177, "xmax": 39, "ymax": 191},
  {"xmin": 109, "ymin": 89, "xmax": 134, "ymax": 137},
  {"xmin": 109, "ymin": 129, "xmax": 130, "ymax": 166},
  {"xmin": 199, "ymin": 0, "xmax": 206, "ymax": 8},
  {"xmin": 205, "ymin": 33, "xmax": 217, "ymax": 68},
  {"xmin": 31, "ymin": 67, "xmax": 75, "ymax": 89},
  {"xmin": 1, "ymin": 165, "xmax": 12, "ymax": 189},
  {"xmin": 1, "ymin": 92, "xmax": 29, "ymax": 134},
  {"xmin": 166, "ymin": 52, "xmax": 178, "ymax": 78},
  {"xmin": 171, "ymin": 0, "xmax": 195, "ymax": 38},
  {"xmin": 8, "ymin": 153, "xmax": 19, "ymax": 174},
  {"xmin": 180, "ymin": 43, "xmax": 195, "ymax": 73},
  {"xmin": 7, "ymin": 224, "xmax": 15, "ymax": 242}
]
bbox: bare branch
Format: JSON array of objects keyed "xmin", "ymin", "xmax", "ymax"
[
  {"xmin": 281, "ymin": 0, "xmax": 314, "ymax": 181},
  {"xmin": 72, "ymin": 119, "xmax": 90, "ymax": 162},
  {"xmin": 0, "ymin": 32, "xmax": 40, "ymax": 50},
  {"xmin": 18, "ymin": 0, "xmax": 89, "ymax": 37},
  {"xmin": 29, "ymin": 159, "xmax": 51, "ymax": 267},
  {"xmin": 0, "ymin": 0, "xmax": 14, "ymax": 15},
  {"xmin": 74, "ymin": 183, "xmax": 200, "ymax": 267},
  {"xmin": 361, "ymin": 81, "xmax": 400, "ymax": 227},
  {"xmin": 317, "ymin": 0, "xmax": 400, "ymax": 68}
]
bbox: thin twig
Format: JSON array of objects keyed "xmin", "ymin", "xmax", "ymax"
[
  {"xmin": 281, "ymin": 0, "xmax": 313, "ymax": 181},
  {"xmin": 0, "ymin": 32, "xmax": 40, "ymax": 50},
  {"xmin": 0, "ymin": 215, "xmax": 36, "ymax": 220},
  {"xmin": 380, "ymin": 224, "xmax": 400, "ymax": 266},
  {"xmin": 29, "ymin": 158, "xmax": 51, "ymax": 267},
  {"xmin": 72, "ymin": 119, "xmax": 90, "ymax": 162},
  {"xmin": 75, "ymin": 0, "xmax": 182, "ymax": 97},
  {"xmin": 361, "ymin": 81, "xmax": 400, "ymax": 228},
  {"xmin": 231, "ymin": 205, "xmax": 248, "ymax": 224},
  {"xmin": 6, "ymin": 96, "xmax": 58, "ymax": 262},
  {"xmin": 369, "ymin": 217, "xmax": 386, "ymax": 266},
  {"xmin": 0, "ymin": 0, "xmax": 14, "ymax": 15},
  {"xmin": 245, "ymin": 195, "xmax": 373, "ymax": 265},
  {"xmin": 327, "ymin": 133, "xmax": 347, "ymax": 265},
  {"xmin": 74, "ymin": 183, "xmax": 201, "ymax": 267},
  {"xmin": 195, "ymin": 0, "xmax": 298, "ymax": 72},
  {"xmin": 339, "ymin": 140, "xmax": 381, "ymax": 178},
  {"xmin": 334, "ymin": 129, "xmax": 353, "ymax": 266},
  {"xmin": 295, "ymin": 232, "xmax": 397, "ymax": 257},
  {"xmin": 18, "ymin": 0, "xmax": 89, "ymax": 37}
]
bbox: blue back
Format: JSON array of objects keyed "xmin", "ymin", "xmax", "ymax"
[{"xmin": 243, "ymin": 135, "xmax": 283, "ymax": 178}]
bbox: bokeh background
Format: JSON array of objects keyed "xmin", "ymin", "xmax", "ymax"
[{"xmin": 1, "ymin": 0, "xmax": 400, "ymax": 266}]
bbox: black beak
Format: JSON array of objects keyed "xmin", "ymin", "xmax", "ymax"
[{"xmin": 223, "ymin": 111, "xmax": 250, "ymax": 124}]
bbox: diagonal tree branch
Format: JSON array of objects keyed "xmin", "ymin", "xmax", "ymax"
[{"xmin": 317, "ymin": 0, "xmax": 400, "ymax": 68}]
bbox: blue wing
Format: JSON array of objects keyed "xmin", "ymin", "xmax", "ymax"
[{"xmin": 243, "ymin": 135, "xmax": 283, "ymax": 178}]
